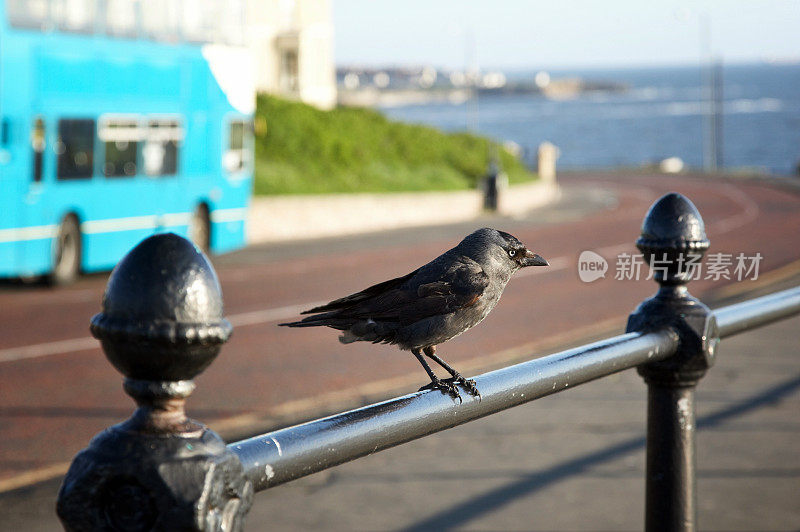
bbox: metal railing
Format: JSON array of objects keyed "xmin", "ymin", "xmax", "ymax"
[
  {"xmin": 232, "ymin": 330, "xmax": 679, "ymax": 491},
  {"xmin": 56, "ymin": 192, "xmax": 800, "ymax": 532}
]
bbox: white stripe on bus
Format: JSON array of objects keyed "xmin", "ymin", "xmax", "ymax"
[
  {"xmin": 160, "ymin": 212, "xmax": 194, "ymax": 227},
  {"xmin": 0, "ymin": 224, "xmax": 59, "ymax": 243},
  {"xmin": 81, "ymin": 215, "xmax": 162, "ymax": 234},
  {"xmin": 210, "ymin": 207, "xmax": 247, "ymax": 223},
  {"xmin": 1, "ymin": 209, "xmax": 246, "ymax": 244}
]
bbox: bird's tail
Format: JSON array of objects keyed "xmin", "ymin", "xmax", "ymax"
[
  {"xmin": 279, "ymin": 312, "xmax": 349, "ymax": 329},
  {"xmin": 280, "ymin": 315, "xmax": 395, "ymax": 346},
  {"xmin": 280, "ymin": 319, "xmax": 363, "ymax": 346}
]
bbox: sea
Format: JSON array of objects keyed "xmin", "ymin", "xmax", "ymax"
[{"xmin": 380, "ymin": 62, "xmax": 800, "ymax": 176}]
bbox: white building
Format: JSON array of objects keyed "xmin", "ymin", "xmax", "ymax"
[{"xmin": 246, "ymin": 0, "xmax": 337, "ymax": 110}]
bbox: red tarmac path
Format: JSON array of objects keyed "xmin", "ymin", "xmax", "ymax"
[{"xmin": 1, "ymin": 173, "xmax": 799, "ymax": 492}]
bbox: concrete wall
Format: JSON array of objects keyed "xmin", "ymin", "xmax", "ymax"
[{"xmin": 247, "ymin": 181, "xmax": 560, "ymax": 243}]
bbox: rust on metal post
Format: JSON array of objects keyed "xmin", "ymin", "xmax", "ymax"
[
  {"xmin": 57, "ymin": 233, "xmax": 253, "ymax": 532},
  {"xmin": 121, "ymin": 379, "xmax": 203, "ymax": 435},
  {"xmin": 626, "ymin": 192, "xmax": 718, "ymax": 532}
]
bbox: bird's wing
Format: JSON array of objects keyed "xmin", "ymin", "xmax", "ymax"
[
  {"xmin": 280, "ymin": 259, "xmax": 490, "ymax": 346},
  {"xmin": 300, "ymin": 268, "xmax": 421, "ymax": 315},
  {"xmin": 334, "ymin": 258, "xmax": 489, "ymax": 325},
  {"xmin": 400, "ymin": 259, "xmax": 489, "ymax": 322}
]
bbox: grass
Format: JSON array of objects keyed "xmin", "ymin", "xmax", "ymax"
[{"xmin": 254, "ymin": 94, "xmax": 537, "ymax": 195}]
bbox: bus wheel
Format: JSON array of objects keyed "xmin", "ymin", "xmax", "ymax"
[
  {"xmin": 189, "ymin": 204, "xmax": 211, "ymax": 254},
  {"xmin": 49, "ymin": 215, "xmax": 81, "ymax": 286}
]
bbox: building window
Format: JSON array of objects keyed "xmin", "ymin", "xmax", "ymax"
[
  {"xmin": 224, "ymin": 119, "xmax": 252, "ymax": 173},
  {"xmin": 143, "ymin": 119, "xmax": 183, "ymax": 177},
  {"xmin": 56, "ymin": 119, "xmax": 95, "ymax": 180},
  {"xmin": 279, "ymin": 49, "xmax": 299, "ymax": 93},
  {"xmin": 99, "ymin": 118, "xmax": 140, "ymax": 177}
]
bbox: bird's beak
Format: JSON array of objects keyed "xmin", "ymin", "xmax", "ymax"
[{"xmin": 521, "ymin": 250, "xmax": 548, "ymax": 267}]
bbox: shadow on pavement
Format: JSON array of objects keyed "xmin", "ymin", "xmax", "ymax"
[{"xmin": 402, "ymin": 373, "xmax": 800, "ymax": 532}]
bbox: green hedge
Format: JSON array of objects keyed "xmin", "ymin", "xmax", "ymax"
[{"xmin": 254, "ymin": 94, "xmax": 536, "ymax": 195}]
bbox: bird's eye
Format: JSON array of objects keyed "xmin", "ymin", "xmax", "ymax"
[{"xmin": 508, "ymin": 249, "xmax": 516, "ymax": 257}]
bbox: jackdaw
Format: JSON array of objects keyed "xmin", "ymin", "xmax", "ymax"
[{"xmin": 280, "ymin": 228, "xmax": 548, "ymax": 399}]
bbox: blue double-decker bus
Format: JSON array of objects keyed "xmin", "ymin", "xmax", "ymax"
[{"xmin": 0, "ymin": 0, "xmax": 253, "ymax": 283}]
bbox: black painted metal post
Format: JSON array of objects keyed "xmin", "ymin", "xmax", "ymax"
[
  {"xmin": 626, "ymin": 193, "xmax": 719, "ymax": 532},
  {"xmin": 56, "ymin": 234, "xmax": 253, "ymax": 531},
  {"xmin": 483, "ymin": 160, "xmax": 500, "ymax": 211}
]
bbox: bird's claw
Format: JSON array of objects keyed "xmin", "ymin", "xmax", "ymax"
[
  {"xmin": 419, "ymin": 379, "xmax": 463, "ymax": 402},
  {"xmin": 419, "ymin": 376, "xmax": 481, "ymax": 403},
  {"xmin": 444, "ymin": 376, "xmax": 481, "ymax": 401},
  {"xmin": 456, "ymin": 377, "xmax": 481, "ymax": 400}
]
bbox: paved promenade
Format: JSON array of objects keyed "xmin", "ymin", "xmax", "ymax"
[
  {"xmin": 1, "ymin": 173, "xmax": 798, "ymax": 529},
  {"xmin": 5, "ymin": 291, "xmax": 798, "ymax": 530},
  {"xmin": 243, "ymin": 301, "xmax": 800, "ymax": 531}
]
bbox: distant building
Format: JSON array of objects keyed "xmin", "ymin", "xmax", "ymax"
[{"xmin": 246, "ymin": 0, "xmax": 337, "ymax": 110}]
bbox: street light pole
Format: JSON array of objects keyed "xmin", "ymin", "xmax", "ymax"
[{"xmin": 700, "ymin": 14, "xmax": 723, "ymax": 173}]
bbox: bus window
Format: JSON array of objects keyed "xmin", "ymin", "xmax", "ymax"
[
  {"xmin": 99, "ymin": 118, "xmax": 140, "ymax": 177},
  {"xmin": 141, "ymin": 0, "xmax": 181, "ymax": 43},
  {"xmin": 224, "ymin": 119, "xmax": 252, "ymax": 173},
  {"xmin": 52, "ymin": 0, "xmax": 96, "ymax": 34},
  {"xmin": 2, "ymin": 118, "xmax": 10, "ymax": 146},
  {"xmin": 105, "ymin": 0, "xmax": 138, "ymax": 38},
  {"xmin": 143, "ymin": 119, "xmax": 183, "ymax": 177},
  {"xmin": 32, "ymin": 117, "xmax": 46, "ymax": 182},
  {"xmin": 6, "ymin": 0, "xmax": 48, "ymax": 29},
  {"xmin": 56, "ymin": 119, "xmax": 95, "ymax": 180},
  {"xmin": 181, "ymin": 0, "xmax": 217, "ymax": 43}
]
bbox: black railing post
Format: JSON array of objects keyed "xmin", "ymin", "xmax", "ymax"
[
  {"xmin": 626, "ymin": 193, "xmax": 719, "ymax": 532},
  {"xmin": 56, "ymin": 234, "xmax": 252, "ymax": 531}
]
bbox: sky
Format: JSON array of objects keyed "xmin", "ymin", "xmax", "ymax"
[{"xmin": 333, "ymin": 0, "xmax": 800, "ymax": 70}]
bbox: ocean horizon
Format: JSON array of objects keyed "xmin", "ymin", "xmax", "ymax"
[{"xmin": 380, "ymin": 62, "xmax": 800, "ymax": 176}]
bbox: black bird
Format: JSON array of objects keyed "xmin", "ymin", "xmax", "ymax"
[{"xmin": 280, "ymin": 228, "xmax": 548, "ymax": 399}]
